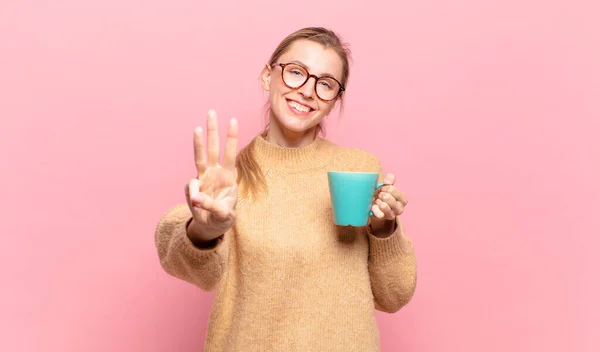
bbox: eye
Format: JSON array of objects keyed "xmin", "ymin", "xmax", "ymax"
[
  {"xmin": 291, "ymin": 69, "xmax": 303, "ymax": 76},
  {"xmin": 318, "ymin": 80, "xmax": 334, "ymax": 90}
]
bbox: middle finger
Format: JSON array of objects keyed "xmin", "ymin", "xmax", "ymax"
[{"xmin": 207, "ymin": 110, "xmax": 220, "ymax": 166}]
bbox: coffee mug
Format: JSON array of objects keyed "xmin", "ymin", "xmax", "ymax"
[{"xmin": 327, "ymin": 171, "xmax": 384, "ymax": 226}]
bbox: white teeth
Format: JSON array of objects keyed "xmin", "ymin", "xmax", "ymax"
[{"xmin": 289, "ymin": 101, "xmax": 311, "ymax": 113}]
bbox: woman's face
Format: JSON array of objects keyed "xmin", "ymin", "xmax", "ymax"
[{"xmin": 261, "ymin": 40, "xmax": 344, "ymax": 139}]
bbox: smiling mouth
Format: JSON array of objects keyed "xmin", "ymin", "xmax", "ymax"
[{"xmin": 286, "ymin": 99, "xmax": 314, "ymax": 114}]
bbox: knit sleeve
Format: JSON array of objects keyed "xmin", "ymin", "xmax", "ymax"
[
  {"xmin": 366, "ymin": 220, "xmax": 417, "ymax": 313},
  {"xmin": 154, "ymin": 203, "xmax": 229, "ymax": 291},
  {"xmin": 361, "ymin": 152, "xmax": 418, "ymax": 313}
]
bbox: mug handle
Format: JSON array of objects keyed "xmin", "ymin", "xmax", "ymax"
[{"xmin": 369, "ymin": 182, "xmax": 386, "ymax": 216}]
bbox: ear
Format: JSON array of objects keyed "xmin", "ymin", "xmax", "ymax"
[{"xmin": 261, "ymin": 64, "xmax": 271, "ymax": 91}]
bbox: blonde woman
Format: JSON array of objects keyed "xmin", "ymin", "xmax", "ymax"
[{"xmin": 155, "ymin": 27, "xmax": 417, "ymax": 351}]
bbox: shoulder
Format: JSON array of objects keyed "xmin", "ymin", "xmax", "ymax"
[{"xmin": 321, "ymin": 138, "xmax": 382, "ymax": 174}]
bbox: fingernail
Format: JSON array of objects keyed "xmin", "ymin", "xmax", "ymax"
[{"xmin": 384, "ymin": 179, "xmax": 391, "ymax": 184}]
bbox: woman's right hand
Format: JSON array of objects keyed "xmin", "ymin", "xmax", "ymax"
[{"xmin": 185, "ymin": 110, "xmax": 239, "ymax": 244}]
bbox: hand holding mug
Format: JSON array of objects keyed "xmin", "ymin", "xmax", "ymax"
[{"xmin": 370, "ymin": 173, "xmax": 408, "ymax": 221}]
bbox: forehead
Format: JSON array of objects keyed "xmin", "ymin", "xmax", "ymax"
[{"xmin": 278, "ymin": 39, "xmax": 344, "ymax": 79}]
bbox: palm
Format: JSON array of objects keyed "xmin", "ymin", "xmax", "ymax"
[
  {"xmin": 185, "ymin": 110, "xmax": 239, "ymax": 237},
  {"xmin": 194, "ymin": 166, "xmax": 237, "ymax": 227}
]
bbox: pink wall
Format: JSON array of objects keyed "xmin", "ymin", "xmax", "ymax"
[{"xmin": 1, "ymin": 0, "xmax": 598, "ymax": 351}]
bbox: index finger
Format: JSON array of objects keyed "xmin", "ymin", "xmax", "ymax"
[
  {"xmin": 194, "ymin": 126, "xmax": 207, "ymax": 176},
  {"xmin": 222, "ymin": 118, "xmax": 239, "ymax": 170},
  {"xmin": 381, "ymin": 185, "xmax": 408, "ymax": 206}
]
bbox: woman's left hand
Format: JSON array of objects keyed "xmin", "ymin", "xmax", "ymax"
[{"xmin": 370, "ymin": 173, "xmax": 408, "ymax": 235}]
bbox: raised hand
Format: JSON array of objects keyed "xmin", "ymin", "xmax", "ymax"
[{"xmin": 185, "ymin": 110, "xmax": 239, "ymax": 243}]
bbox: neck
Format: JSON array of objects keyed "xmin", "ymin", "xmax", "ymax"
[
  {"xmin": 252, "ymin": 133, "xmax": 331, "ymax": 172},
  {"xmin": 266, "ymin": 115, "xmax": 317, "ymax": 148}
]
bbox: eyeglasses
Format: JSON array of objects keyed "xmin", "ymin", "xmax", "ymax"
[{"xmin": 273, "ymin": 63, "xmax": 345, "ymax": 101}]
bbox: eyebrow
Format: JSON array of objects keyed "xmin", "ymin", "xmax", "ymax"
[{"xmin": 288, "ymin": 60, "xmax": 338, "ymax": 80}]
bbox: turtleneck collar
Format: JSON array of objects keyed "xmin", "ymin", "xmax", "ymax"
[{"xmin": 252, "ymin": 134, "xmax": 333, "ymax": 172}]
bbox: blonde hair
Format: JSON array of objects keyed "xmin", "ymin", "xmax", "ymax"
[{"xmin": 236, "ymin": 27, "xmax": 352, "ymax": 198}]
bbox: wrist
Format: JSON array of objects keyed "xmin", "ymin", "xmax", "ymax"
[
  {"xmin": 187, "ymin": 220, "xmax": 224, "ymax": 247},
  {"xmin": 369, "ymin": 218, "xmax": 397, "ymax": 238}
]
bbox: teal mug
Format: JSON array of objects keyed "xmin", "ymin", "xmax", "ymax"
[{"xmin": 327, "ymin": 171, "xmax": 384, "ymax": 226}]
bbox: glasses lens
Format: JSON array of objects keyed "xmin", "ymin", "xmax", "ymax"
[
  {"xmin": 315, "ymin": 77, "xmax": 340, "ymax": 101},
  {"xmin": 282, "ymin": 64, "xmax": 308, "ymax": 88}
]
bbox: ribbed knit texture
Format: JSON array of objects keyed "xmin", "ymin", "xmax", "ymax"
[{"xmin": 155, "ymin": 135, "xmax": 417, "ymax": 351}]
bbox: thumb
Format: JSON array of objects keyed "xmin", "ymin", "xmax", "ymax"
[{"xmin": 383, "ymin": 173, "xmax": 395, "ymax": 185}]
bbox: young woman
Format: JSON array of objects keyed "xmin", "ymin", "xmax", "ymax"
[{"xmin": 155, "ymin": 27, "xmax": 417, "ymax": 351}]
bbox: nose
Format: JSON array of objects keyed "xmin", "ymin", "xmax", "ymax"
[{"xmin": 298, "ymin": 76, "xmax": 316, "ymax": 99}]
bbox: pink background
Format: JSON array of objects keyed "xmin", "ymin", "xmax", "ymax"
[{"xmin": 1, "ymin": 1, "xmax": 598, "ymax": 351}]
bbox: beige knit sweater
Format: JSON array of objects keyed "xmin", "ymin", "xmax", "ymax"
[{"xmin": 155, "ymin": 135, "xmax": 417, "ymax": 351}]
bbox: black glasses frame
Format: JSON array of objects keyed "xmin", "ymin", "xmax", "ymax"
[{"xmin": 273, "ymin": 63, "xmax": 345, "ymax": 101}]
